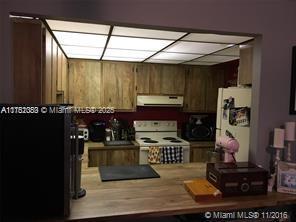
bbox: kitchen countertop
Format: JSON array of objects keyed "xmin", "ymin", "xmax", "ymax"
[
  {"xmin": 68, "ymin": 163, "xmax": 296, "ymax": 221},
  {"xmin": 86, "ymin": 141, "xmax": 140, "ymax": 150}
]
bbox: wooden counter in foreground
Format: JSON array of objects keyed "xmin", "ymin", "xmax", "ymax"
[{"xmin": 68, "ymin": 163, "xmax": 296, "ymax": 221}]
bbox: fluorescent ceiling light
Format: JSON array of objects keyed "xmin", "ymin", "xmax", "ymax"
[
  {"xmin": 184, "ymin": 61, "xmax": 218, "ymax": 65},
  {"xmin": 151, "ymin": 52, "xmax": 203, "ymax": 60},
  {"xmin": 67, "ymin": 54, "xmax": 101, "ymax": 60},
  {"xmin": 195, "ymin": 55, "xmax": 239, "ymax": 63},
  {"xmin": 103, "ymin": 56, "xmax": 144, "ymax": 62},
  {"xmin": 107, "ymin": 36, "xmax": 173, "ymax": 51},
  {"xmin": 214, "ymin": 46, "xmax": 239, "ymax": 56},
  {"xmin": 145, "ymin": 59, "xmax": 184, "ymax": 64},
  {"xmin": 62, "ymin": 45, "xmax": 104, "ymax": 56},
  {"xmin": 113, "ymin": 26, "xmax": 186, "ymax": 40},
  {"xmin": 53, "ymin": 31, "xmax": 107, "ymax": 47},
  {"xmin": 182, "ymin": 33, "xmax": 254, "ymax": 43},
  {"xmin": 47, "ymin": 19, "xmax": 110, "ymax": 34},
  {"xmin": 104, "ymin": 48, "xmax": 155, "ymax": 59},
  {"xmin": 164, "ymin": 41, "xmax": 229, "ymax": 54}
]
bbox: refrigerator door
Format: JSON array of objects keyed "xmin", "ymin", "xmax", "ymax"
[{"xmin": 216, "ymin": 88, "xmax": 251, "ymax": 162}]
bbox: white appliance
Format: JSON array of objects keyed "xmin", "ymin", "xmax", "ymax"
[
  {"xmin": 134, "ymin": 120, "xmax": 190, "ymax": 164},
  {"xmin": 78, "ymin": 128, "xmax": 89, "ymax": 141},
  {"xmin": 216, "ymin": 87, "xmax": 251, "ymax": 162},
  {"xmin": 137, "ymin": 95, "xmax": 183, "ymax": 107}
]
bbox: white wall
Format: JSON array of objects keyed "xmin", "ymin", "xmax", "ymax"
[{"xmin": 1, "ymin": 0, "xmax": 296, "ymax": 169}]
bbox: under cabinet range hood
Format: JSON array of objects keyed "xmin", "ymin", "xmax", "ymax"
[{"xmin": 137, "ymin": 95, "xmax": 184, "ymax": 107}]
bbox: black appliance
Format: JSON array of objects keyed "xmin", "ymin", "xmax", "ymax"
[
  {"xmin": 89, "ymin": 120, "xmax": 106, "ymax": 142},
  {"xmin": 0, "ymin": 104, "xmax": 72, "ymax": 221},
  {"xmin": 183, "ymin": 115, "xmax": 216, "ymax": 141},
  {"xmin": 70, "ymin": 125, "xmax": 86, "ymax": 199}
]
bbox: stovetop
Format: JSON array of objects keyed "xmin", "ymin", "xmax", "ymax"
[{"xmin": 136, "ymin": 134, "xmax": 190, "ymax": 147}]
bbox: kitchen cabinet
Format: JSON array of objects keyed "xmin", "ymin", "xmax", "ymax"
[
  {"xmin": 135, "ymin": 63, "xmax": 185, "ymax": 95},
  {"xmin": 238, "ymin": 41, "xmax": 253, "ymax": 85},
  {"xmin": 190, "ymin": 142, "xmax": 215, "ymax": 162},
  {"xmin": 205, "ymin": 68, "xmax": 225, "ymax": 112},
  {"xmin": 12, "ymin": 18, "xmax": 43, "ymax": 104},
  {"xmin": 88, "ymin": 148, "xmax": 139, "ymax": 167},
  {"xmin": 183, "ymin": 67, "xmax": 207, "ymax": 112},
  {"xmin": 161, "ymin": 65, "xmax": 185, "ymax": 95},
  {"xmin": 183, "ymin": 66, "xmax": 225, "ymax": 112},
  {"xmin": 12, "ymin": 18, "xmax": 67, "ymax": 104},
  {"xmin": 68, "ymin": 59, "xmax": 102, "ymax": 107},
  {"xmin": 102, "ymin": 62, "xmax": 136, "ymax": 111}
]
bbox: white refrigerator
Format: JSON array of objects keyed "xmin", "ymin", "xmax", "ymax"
[{"xmin": 216, "ymin": 87, "xmax": 252, "ymax": 162}]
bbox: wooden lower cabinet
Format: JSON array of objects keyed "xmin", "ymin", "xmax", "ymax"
[
  {"xmin": 190, "ymin": 142, "xmax": 215, "ymax": 162},
  {"xmin": 88, "ymin": 148, "xmax": 139, "ymax": 167}
]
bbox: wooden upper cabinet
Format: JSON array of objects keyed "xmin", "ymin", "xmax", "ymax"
[
  {"xmin": 68, "ymin": 59, "xmax": 102, "ymax": 107},
  {"xmin": 61, "ymin": 53, "xmax": 68, "ymax": 103},
  {"xmin": 135, "ymin": 63, "xmax": 185, "ymax": 95},
  {"xmin": 43, "ymin": 29, "xmax": 52, "ymax": 104},
  {"xmin": 183, "ymin": 67, "xmax": 207, "ymax": 112},
  {"xmin": 102, "ymin": 62, "xmax": 136, "ymax": 111},
  {"xmin": 12, "ymin": 19, "xmax": 43, "ymax": 104},
  {"xmin": 205, "ymin": 68, "xmax": 225, "ymax": 112},
  {"xmin": 148, "ymin": 64, "xmax": 162, "ymax": 94},
  {"xmin": 135, "ymin": 64, "xmax": 151, "ymax": 94},
  {"xmin": 161, "ymin": 65, "xmax": 185, "ymax": 95},
  {"xmin": 238, "ymin": 41, "xmax": 253, "ymax": 85},
  {"xmin": 57, "ymin": 47, "xmax": 63, "ymax": 91}
]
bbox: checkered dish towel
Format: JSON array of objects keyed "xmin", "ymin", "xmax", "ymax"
[
  {"xmin": 148, "ymin": 146, "xmax": 161, "ymax": 164},
  {"xmin": 161, "ymin": 146, "xmax": 183, "ymax": 164}
]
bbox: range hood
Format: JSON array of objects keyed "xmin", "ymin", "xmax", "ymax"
[{"xmin": 137, "ymin": 95, "xmax": 184, "ymax": 107}]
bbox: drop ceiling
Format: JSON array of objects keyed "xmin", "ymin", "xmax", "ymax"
[{"xmin": 46, "ymin": 19, "xmax": 254, "ymax": 65}]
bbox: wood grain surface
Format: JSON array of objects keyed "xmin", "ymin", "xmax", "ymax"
[{"xmin": 68, "ymin": 163, "xmax": 296, "ymax": 221}]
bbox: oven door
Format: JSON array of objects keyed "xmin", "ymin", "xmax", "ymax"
[{"xmin": 139, "ymin": 146, "xmax": 190, "ymax": 164}]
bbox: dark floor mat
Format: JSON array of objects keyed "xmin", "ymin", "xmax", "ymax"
[{"xmin": 99, "ymin": 165, "xmax": 160, "ymax": 182}]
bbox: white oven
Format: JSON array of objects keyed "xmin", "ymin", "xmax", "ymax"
[{"xmin": 134, "ymin": 121, "xmax": 190, "ymax": 164}]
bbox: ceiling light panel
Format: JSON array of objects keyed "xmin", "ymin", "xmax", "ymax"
[
  {"xmin": 182, "ymin": 33, "xmax": 254, "ymax": 43},
  {"xmin": 47, "ymin": 19, "xmax": 110, "ymax": 34},
  {"xmin": 184, "ymin": 61, "xmax": 218, "ymax": 66},
  {"xmin": 145, "ymin": 59, "xmax": 184, "ymax": 64},
  {"xmin": 112, "ymin": 26, "xmax": 186, "ymax": 40},
  {"xmin": 104, "ymin": 48, "xmax": 155, "ymax": 59},
  {"xmin": 214, "ymin": 45, "xmax": 239, "ymax": 56},
  {"xmin": 103, "ymin": 56, "xmax": 144, "ymax": 62},
  {"xmin": 195, "ymin": 55, "xmax": 239, "ymax": 63},
  {"xmin": 151, "ymin": 52, "xmax": 203, "ymax": 61},
  {"xmin": 53, "ymin": 31, "xmax": 107, "ymax": 47},
  {"xmin": 164, "ymin": 41, "xmax": 229, "ymax": 54},
  {"xmin": 67, "ymin": 54, "xmax": 101, "ymax": 60},
  {"xmin": 107, "ymin": 36, "xmax": 173, "ymax": 51},
  {"xmin": 62, "ymin": 45, "xmax": 104, "ymax": 56}
]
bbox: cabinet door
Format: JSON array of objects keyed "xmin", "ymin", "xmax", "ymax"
[
  {"xmin": 238, "ymin": 42, "xmax": 253, "ymax": 85},
  {"xmin": 102, "ymin": 62, "xmax": 135, "ymax": 110},
  {"xmin": 135, "ymin": 64, "xmax": 150, "ymax": 94},
  {"xmin": 190, "ymin": 147, "xmax": 214, "ymax": 162},
  {"xmin": 161, "ymin": 65, "xmax": 185, "ymax": 95},
  {"xmin": 12, "ymin": 19, "xmax": 42, "ymax": 104},
  {"xmin": 183, "ymin": 67, "xmax": 207, "ymax": 112},
  {"xmin": 107, "ymin": 149, "xmax": 139, "ymax": 166},
  {"xmin": 61, "ymin": 53, "xmax": 68, "ymax": 103},
  {"xmin": 68, "ymin": 59, "xmax": 102, "ymax": 107},
  {"xmin": 51, "ymin": 40, "xmax": 58, "ymax": 104},
  {"xmin": 205, "ymin": 68, "xmax": 225, "ymax": 112},
  {"xmin": 43, "ymin": 29, "xmax": 52, "ymax": 104},
  {"xmin": 88, "ymin": 150, "xmax": 108, "ymax": 167},
  {"xmin": 148, "ymin": 64, "xmax": 162, "ymax": 94},
  {"xmin": 57, "ymin": 47, "xmax": 63, "ymax": 91}
]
